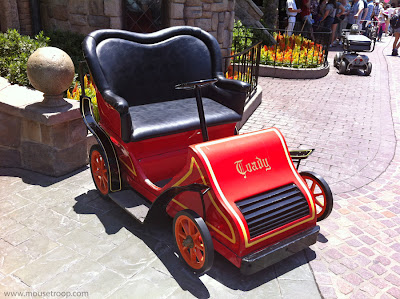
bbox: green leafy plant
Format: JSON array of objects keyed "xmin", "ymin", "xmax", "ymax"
[
  {"xmin": 0, "ymin": 29, "xmax": 49, "ymax": 86},
  {"xmin": 47, "ymin": 30, "xmax": 85, "ymax": 72},
  {"xmin": 232, "ymin": 20, "xmax": 255, "ymax": 52}
]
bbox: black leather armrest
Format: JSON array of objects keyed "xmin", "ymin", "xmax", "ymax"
[
  {"xmin": 215, "ymin": 74, "xmax": 251, "ymax": 93},
  {"xmin": 103, "ymin": 89, "xmax": 129, "ymax": 115}
]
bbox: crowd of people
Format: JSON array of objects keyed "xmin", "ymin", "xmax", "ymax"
[{"xmin": 285, "ymin": 0, "xmax": 400, "ymax": 55}]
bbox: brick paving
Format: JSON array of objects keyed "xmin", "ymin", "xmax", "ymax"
[
  {"xmin": 0, "ymin": 35, "xmax": 400, "ymax": 298},
  {"xmin": 242, "ymin": 35, "xmax": 400, "ymax": 298}
]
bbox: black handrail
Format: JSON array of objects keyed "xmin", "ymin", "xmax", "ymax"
[{"xmin": 224, "ymin": 40, "xmax": 262, "ymax": 101}]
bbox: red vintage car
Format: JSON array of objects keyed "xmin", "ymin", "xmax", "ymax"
[{"xmin": 80, "ymin": 26, "xmax": 333, "ymax": 275}]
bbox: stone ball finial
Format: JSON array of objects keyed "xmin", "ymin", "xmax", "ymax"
[{"xmin": 27, "ymin": 47, "xmax": 75, "ymax": 107}]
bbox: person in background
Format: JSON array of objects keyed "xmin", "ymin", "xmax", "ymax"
[
  {"xmin": 320, "ymin": 0, "xmax": 338, "ymax": 29},
  {"xmin": 347, "ymin": 0, "xmax": 365, "ymax": 28},
  {"xmin": 337, "ymin": 0, "xmax": 351, "ymax": 43},
  {"xmin": 393, "ymin": 6, "xmax": 400, "ymax": 55},
  {"xmin": 315, "ymin": 0, "xmax": 328, "ymax": 26},
  {"xmin": 362, "ymin": 0, "xmax": 374, "ymax": 30},
  {"xmin": 330, "ymin": 0, "xmax": 346, "ymax": 45},
  {"xmin": 286, "ymin": 0, "xmax": 302, "ymax": 36},
  {"xmin": 361, "ymin": 0, "xmax": 368, "ymax": 25},
  {"xmin": 310, "ymin": 0, "xmax": 320, "ymax": 21},
  {"xmin": 386, "ymin": 4, "xmax": 395, "ymax": 35},
  {"xmin": 372, "ymin": 0, "xmax": 382, "ymax": 18},
  {"xmin": 377, "ymin": 10, "xmax": 388, "ymax": 41},
  {"xmin": 301, "ymin": 0, "xmax": 315, "ymax": 39}
]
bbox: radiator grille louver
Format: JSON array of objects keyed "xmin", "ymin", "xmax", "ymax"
[{"xmin": 236, "ymin": 184, "xmax": 310, "ymax": 239}]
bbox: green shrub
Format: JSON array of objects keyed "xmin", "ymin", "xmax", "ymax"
[
  {"xmin": 232, "ymin": 20, "xmax": 255, "ymax": 52},
  {"xmin": 47, "ymin": 30, "xmax": 85, "ymax": 73},
  {"xmin": 0, "ymin": 29, "xmax": 49, "ymax": 86}
]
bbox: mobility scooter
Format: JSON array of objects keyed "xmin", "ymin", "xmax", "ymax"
[
  {"xmin": 334, "ymin": 24, "xmax": 376, "ymax": 76},
  {"xmin": 80, "ymin": 26, "xmax": 333, "ymax": 275}
]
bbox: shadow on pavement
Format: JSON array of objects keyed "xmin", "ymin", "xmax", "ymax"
[
  {"xmin": 74, "ymin": 189, "xmax": 318, "ymax": 299},
  {"xmin": 0, "ymin": 166, "xmax": 88, "ymax": 187}
]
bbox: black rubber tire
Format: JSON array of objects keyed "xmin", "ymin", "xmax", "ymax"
[
  {"xmin": 300, "ymin": 171, "xmax": 333, "ymax": 222},
  {"xmin": 338, "ymin": 60, "xmax": 347, "ymax": 74},
  {"xmin": 365, "ymin": 62, "xmax": 372, "ymax": 76},
  {"xmin": 334, "ymin": 53, "xmax": 342, "ymax": 68},
  {"xmin": 89, "ymin": 144, "xmax": 110, "ymax": 198},
  {"xmin": 173, "ymin": 209, "xmax": 214, "ymax": 274}
]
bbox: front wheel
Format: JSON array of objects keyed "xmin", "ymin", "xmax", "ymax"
[
  {"xmin": 300, "ymin": 171, "xmax": 333, "ymax": 221},
  {"xmin": 173, "ymin": 210, "xmax": 214, "ymax": 274},
  {"xmin": 334, "ymin": 52, "xmax": 343, "ymax": 68},
  {"xmin": 89, "ymin": 144, "xmax": 110, "ymax": 197},
  {"xmin": 365, "ymin": 62, "xmax": 372, "ymax": 76}
]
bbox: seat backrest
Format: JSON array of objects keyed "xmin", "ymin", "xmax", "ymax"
[{"xmin": 83, "ymin": 27, "xmax": 223, "ymax": 107}]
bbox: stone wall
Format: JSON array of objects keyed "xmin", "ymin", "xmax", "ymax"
[
  {"xmin": 39, "ymin": 0, "xmax": 124, "ymax": 35},
  {"xmin": 167, "ymin": 0, "xmax": 235, "ymax": 57},
  {"xmin": 0, "ymin": 0, "xmax": 21, "ymax": 33},
  {"xmin": 17, "ymin": 0, "xmax": 33, "ymax": 35},
  {"xmin": 0, "ymin": 0, "xmax": 33, "ymax": 35}
]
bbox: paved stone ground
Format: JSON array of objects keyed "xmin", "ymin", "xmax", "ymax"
[
  {"xmin": 242, "ymin": 35, "xmax": 400, "ymax": 298},
  {"xmin": 0, "ymin": 35, "xmax": 399, "ymax": 298},
  {"xmin": 0, "ymin": 167, "xmax": 319, "ymax": 298}
]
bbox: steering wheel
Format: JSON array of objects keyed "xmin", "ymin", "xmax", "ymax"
[{"xmin": 175, "ymin": 78, "xmax": 218, "ymax": 90}]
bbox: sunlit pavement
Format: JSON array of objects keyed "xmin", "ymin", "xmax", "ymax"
[{"xmin": 242, "ymin": 34, "xmax": 400, "ymax": 298}]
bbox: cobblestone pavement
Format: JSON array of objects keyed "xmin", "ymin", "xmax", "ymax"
[
  {"xmin": 0, "ymin": 35, "xmax": 399, "ymax": 298},
  {"xmin": 242, "ymin": 35, "xmax": 400, "ymax": 298}
]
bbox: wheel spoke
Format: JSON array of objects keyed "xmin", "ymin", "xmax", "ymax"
[
  {"xmin": 190, "ymin": 248, "xmax": 196, "ymax": 262},
  {"xmin": 189, "ymin": 220, "xmax": 195, "ymax": 236},
  {"xmin": 182, "ymin": 221, "xmax": 190, "ymax": 236},
  {"xmin": 194, "ymin": 243, "xmax": 204, "ymax": 251},
  {"xmin": 315, "ymin": 198, "xmax": 324, "ymax": 208},
  {"xmin": 310, "ymin": 181, "xmax": 317, "ymax": 194},
  {"xmin": 195, "ymin": 248, "xmax": 204, "ymax": 262}
]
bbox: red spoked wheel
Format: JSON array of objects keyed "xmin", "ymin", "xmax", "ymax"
[
  {"xmin": 173, "ymin": 210, "xmax": 214, "ymax": 274},
  {"xmin": 89, "ymin": 145, "xmax": 110, "ymax": 197},
  {"xmin": 300, "ymin": 171, "xmax": 333, "ymax": 221}
]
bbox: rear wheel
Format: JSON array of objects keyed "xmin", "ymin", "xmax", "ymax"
[
  {"xmin": 338, "ymin": 60, "xmax": 347, "ymax": 74},
  {"xmin": 365, "ymin": 62, "xmax": 372, "ymax": 76},
  {"xmin": 173, "ymin": 210, "xmax": 214, "ymax": 273},
  {"xmin": 90, "ymin": 145, "xmax": 110, "ymax": 197},
  {"xmin": 300, "ymin": 171, "xmax": 333, "ymax": 221}
]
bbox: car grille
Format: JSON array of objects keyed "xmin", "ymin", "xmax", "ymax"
[{"xmin": 236, "ymin": 184, "xmax": 310, "ymax": 239}]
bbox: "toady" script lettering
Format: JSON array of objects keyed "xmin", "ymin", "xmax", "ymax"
[{"xmin": 234, "ymin": 157, "xmax": 271, "ymax": 178}]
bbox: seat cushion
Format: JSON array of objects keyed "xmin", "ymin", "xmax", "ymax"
[{"xmin": 129, "ymin": 98, "xmax": 241, "ymax": 141}]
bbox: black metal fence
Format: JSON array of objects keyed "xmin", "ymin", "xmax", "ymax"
[{"xmin": 224, "ymin": 39, "xmax": 262, "ymax": 100}]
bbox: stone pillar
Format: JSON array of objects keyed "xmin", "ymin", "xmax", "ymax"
[
  {"xmin": 0, "ymin": 77, "xmax": 94, "ymax": 177},
  {"xmin": 167, "ymin": 0, "xmax": 235, "ymax": 57}
]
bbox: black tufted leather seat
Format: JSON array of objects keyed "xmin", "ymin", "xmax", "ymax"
[{"xmin": 83, "ymin": 27, "xmax": 250, "ymax": 142}]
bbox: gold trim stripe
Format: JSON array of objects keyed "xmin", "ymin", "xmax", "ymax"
[{"xmin": 172, "ymin": 157, "xmax": 236, "ymax": 244}]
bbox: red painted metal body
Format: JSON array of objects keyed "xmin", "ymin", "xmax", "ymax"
[{"xmin": 96, "ymin": 91, "xmax": 318, "ymax": 269}]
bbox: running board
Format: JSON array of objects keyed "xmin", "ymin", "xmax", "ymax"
[{"xmin": 108, "ymin": 190, "xmax": 150, "ymax": 224}]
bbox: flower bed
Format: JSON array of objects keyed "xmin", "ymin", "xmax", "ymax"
[
  {"xmin": 67, "ymin": 75, "xmax": 99, "ymax": 121},
  {"xmin": 261, "ymin": 32, "xmax": 326, "ymax": 68}
]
